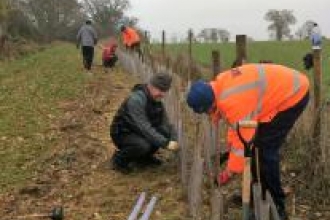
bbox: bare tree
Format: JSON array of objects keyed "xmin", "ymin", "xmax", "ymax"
[
  {"xmin": 82, "ymin": 0, "xmax": 133, "ymax": 36},
  {"xmin": 25, "ymin": 0, "xmax": 83, "ymax": 42},
  {"xmin": 197, "ymin": 29, "xmax": 211, "ymax": 43},
  {"xmin": 264, "ymin": 9, "xmax": 296, "ymax": 41},
  {"xmin": 197, "ymin": 28, "xmax": 230, "ymax": 43},
  {"xmin": 0, "ymin": 0, "xmax": 9, "ymax": 37},
  {"xmin": 218, "ymin": 29, "xmax": 230, "ymax": 43},
  {"xmin": 210, "ymin": 28, "xmax": 218, "ymax": 43},
  {"xmin": 295, "ymin": 20, "xmax": 316, "ymax": 40},
  {"xmin": 0, "ymin": 0, "xmax": 134, "ymax": 42},
  {"xmin": 0, "ymin": 0, "xmax": 9, "ymax": 54},
  {"xmin": 7, "ymin": 7, "xmax": 38, "ymax": 39}
]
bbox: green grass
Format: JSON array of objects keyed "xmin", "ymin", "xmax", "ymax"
[
  {"xmin": 150, "ymin": 39, "xmax": 330, "ymax": 95},
  {"xmin": 0, "ymin": 42, "xmax": 89, "ymax": 191}
]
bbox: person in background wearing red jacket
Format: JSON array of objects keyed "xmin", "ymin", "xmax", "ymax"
[{"xmin": 100, "ymin": 38, "xmax": 118, "ymax": 71}]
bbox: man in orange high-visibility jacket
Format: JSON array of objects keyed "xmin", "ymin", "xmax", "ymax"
[
  {"xmin": 186, "ymin": 63, "xmax": 309, "ymax": 220},
  {"xmin": 120, "ymin": 25, "xmax": 142, "ymax": 57}
]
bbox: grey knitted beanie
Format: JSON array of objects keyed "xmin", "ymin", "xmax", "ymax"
[{"xmin": 149, "ymin": 72, "xmax": 172, "ymax": 91}]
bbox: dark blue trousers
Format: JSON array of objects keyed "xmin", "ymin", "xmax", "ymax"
[
  {"xmin": 112, "ymin": 133, "xmax": 160, "ymax": 167},
  {"xmin": 252, "ymin": 92, "xmax": 309, "ymax": 212},
  {"xmin": 82, "ymin": 46, "xmax": 94, "ymax": 70}
]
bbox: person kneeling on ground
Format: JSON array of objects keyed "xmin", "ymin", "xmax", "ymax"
[
  {"xmin": 110, "ymin": 72, "xmax": 179, "ymax": 174},
  {"xmin": 101, "ymin": 38, "xmax": 118, "ymax": 70}
]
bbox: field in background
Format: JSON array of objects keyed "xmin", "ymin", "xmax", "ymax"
[{"xmin": 151, "ymin": 39, "xmax": 330, "ymax": 96}]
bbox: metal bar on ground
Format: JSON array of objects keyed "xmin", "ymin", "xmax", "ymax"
[
  {"xmin": 128, "ymin": 192, "xmax": 146, "ymax": 220},
  {"xmin": 17, "ymin": 214, "xmax": 48, "ymax": 219},
  {"xmin": 139, "ymin": 196, "xmax": 158, "ymax": 220}
]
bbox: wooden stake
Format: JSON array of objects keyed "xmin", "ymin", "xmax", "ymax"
[
  {"xmin": 162, "ymin": 30, "xmax": 166, "ymax": 62},
  {"xmin": 312, "ymin": 48, "xmax": 322, "ymax": 148},
  {"xmin": 188, "ymin": 29, "xmax": 193, "ymax": 83},
  {"xmin": 212, "ymin": 50, "xmax": 221, "ymax": 78},
  {"xmin": 236, "ymin": 35, "xmax": 247, "ymax": 66}
]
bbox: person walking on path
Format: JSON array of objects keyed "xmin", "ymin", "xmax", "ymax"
[{"xmin": 76, "ymin": 20, "xmax": 98, "ymax": 71}]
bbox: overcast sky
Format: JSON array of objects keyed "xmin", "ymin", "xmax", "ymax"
[{"xmin": 127, "ymin": 0, "xmax": 328, "ymax": 41}]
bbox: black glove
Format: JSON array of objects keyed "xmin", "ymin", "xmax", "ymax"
[
  {"xmin": 220, "ymin": 151, "xmax": 229, "ymax": 165},
  {"xmin": 303, "ymin": 53, "xmax": 313, "ymax": 70}
]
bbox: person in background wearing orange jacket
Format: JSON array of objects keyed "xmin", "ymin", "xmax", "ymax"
[
  {"xmin": 100, "ymin": 38, "xmax": 118, "ymax": 71},
  {"xmin": 186, "ymin": 63, "xmax": 310, "ymax": 220},
  {"xmin": 120, "ymin": 25, "xmax": 142, "ymax": 58}
]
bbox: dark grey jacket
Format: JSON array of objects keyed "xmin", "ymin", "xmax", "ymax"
[{"xmin": 110, "ymin": 84, "xmax": 177, "ymax": 148}]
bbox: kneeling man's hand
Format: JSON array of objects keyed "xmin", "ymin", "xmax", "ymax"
[{"xmin": 167, "ymin": 141, "xmax": 179, "ymax": 151}]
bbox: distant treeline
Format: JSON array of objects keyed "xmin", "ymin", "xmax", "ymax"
[{"xmin": 0, "ymin": 0, "xmax": 136, "ymax": 43}]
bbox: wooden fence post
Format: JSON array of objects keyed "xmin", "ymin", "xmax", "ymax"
[
  {"xmin": 188, "ymin": 29, "xmax": 193, "ymax": 84},
  {"xmin": 235, "ymin": 35, "xmax": 247, "ymax": 66},
  {"xmin": 162, "ymin": 30, "xmax": 166, "ymax": 63},
  {"xmin": 144, "ymin": 31, "xmax": 150, "ymax": 61},
  {"xmin": 189, "ymin": 117, "xmax": 203, "ymax": 219},
  {"xmin": 212, "ymin": 50, "xmax": 221, "ymax": 78},
  {"xmin": 312, "ymin": 48, "xmax": 322, "ymax": 147}
]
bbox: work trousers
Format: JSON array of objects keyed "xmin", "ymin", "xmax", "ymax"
[
  {"xmin": 82, "ymin": 46, "xmax": 94, "ymax": 70},
  {"xmin": 112, "ymin": 133, "xmax": 160, "ymax": 167},
  {"xmin": 252, "ymin": 92, "xmax": 309, "ymax": 212},
  {"xmin": 103, "ymin": 55, "xmax": 118, "ymax": 68}
]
